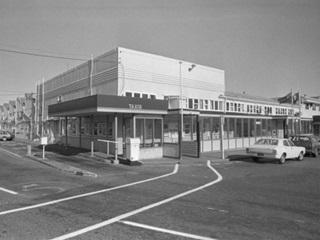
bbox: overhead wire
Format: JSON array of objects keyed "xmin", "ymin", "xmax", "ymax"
[{"xmin": 0, "ymin": 47, "xmax": 88, "ymax": 61}]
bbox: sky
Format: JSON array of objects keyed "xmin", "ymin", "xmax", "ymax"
[{"xmin": 1, "ymin": 0, "xmax": 320, "ymax": 104}]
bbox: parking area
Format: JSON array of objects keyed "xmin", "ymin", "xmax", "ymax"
[{"xmin": 0, "ymin": 139, "xmax": 319, "ymax": 240}]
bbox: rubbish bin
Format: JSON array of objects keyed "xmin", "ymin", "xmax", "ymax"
[{"xmin": 126, "ymin": 138, "xmax": 140, "ymax": 161}]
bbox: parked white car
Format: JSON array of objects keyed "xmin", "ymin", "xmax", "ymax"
[{"xmin": 246, "ymin": 138, "xmax": 306, "ymax": 164}]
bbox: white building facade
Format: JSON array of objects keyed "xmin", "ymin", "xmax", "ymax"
[{"xmin": 35, "ymin": 47, "xmax": 319, "ymax": 160}]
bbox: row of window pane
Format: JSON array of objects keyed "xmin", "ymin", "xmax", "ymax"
[
  {"xmin": 136, "ymin": 118, "xmax": 162, "ymax": 148},
  {"xmin": 188, "ymin": 98, "xmax": 223, "ymax": 111},
  {"xmin": 201, "ymin": 117, "xmax": 280, "ymax": 140},
  {"xmin": 69, "ymin": 120, "xmax": 114, "ymax": 138},
  {"xmin": 125, "ymin": 92, "xmax": 156, "ymax": 99}
]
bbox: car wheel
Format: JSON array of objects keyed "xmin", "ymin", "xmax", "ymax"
[
  {"xmin": 2, "ymin": 137, "xmax": 7, "ymax": 141},
  {"xmin": 313, "ymin": 150, "xmax": 319, "ymax": 158},
  {"xmin": 297, "ymin": 151, "xmax": 304, "ymax": 161},
  {"xmin": 252, "ymin": 157, "xmax": 259, "ymax": 162},
  {"xmin": 279, "ymin": 153, "xmax": 286, "ymax": 164}
]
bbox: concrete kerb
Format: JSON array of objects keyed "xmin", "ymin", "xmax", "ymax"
[
  {"xmin": 25, "ymin": 153, "xmax": 97, "ymax": 177},
  {"xmin": 16, "ymin": 138, "xmax": 248, "ymax": 175}
]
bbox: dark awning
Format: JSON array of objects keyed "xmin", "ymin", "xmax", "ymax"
[{"xmin": 48, "ymin": 94, "xmax": 169, "ymax": 117}]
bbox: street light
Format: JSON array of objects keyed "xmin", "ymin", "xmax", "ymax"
[{"xmin": 179, "ymin": 62, "xmax": 196, "ymax": 161}]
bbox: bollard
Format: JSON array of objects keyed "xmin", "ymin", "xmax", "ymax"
[
  {"xmin": 42, "ymin": 145, "xmax": 45, "ymax": 159},
  {"xmin": 91, "ymin": 141, "xmax": 94, "ymax": 157},
  {"xmin": 27, "ymin": 145, "xmax": 32, "ymax": 155}
]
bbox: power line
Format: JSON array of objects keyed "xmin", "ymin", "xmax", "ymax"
[{"xmin": 0, "ymin": 48, "xmax": 88, "ymax": 61}]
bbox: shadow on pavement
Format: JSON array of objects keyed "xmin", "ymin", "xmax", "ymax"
[
  {"xmin": 228, "ymin": 154, "xmax": 253, "ymax": 163},
  {"xmin": 36, "ymin": 144, "xmax": 89, "ymax": 156}
]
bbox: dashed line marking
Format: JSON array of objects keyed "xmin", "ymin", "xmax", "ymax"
[
  {"xmin": 50, "ymin": 160, "xmax": 222, "ymax": 240},
  {"xmin": 120, "ymin": 221, "xmax": 218, "ymax": 240}
]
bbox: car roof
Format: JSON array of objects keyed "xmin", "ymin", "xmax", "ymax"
[
  {"xmin": 291, "ymin": 134, "xmax": 314, "ymax": 137},
  {"xmin": 258, "ymin": 138, "xmax": 288, "ymax": 141}
]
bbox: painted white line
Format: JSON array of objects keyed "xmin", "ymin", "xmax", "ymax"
[
  {"xmin": 120, "ymin": 221, "xmax": 218, "ymax": 240},
  {"xmin": 0, "ymin": 163, "xmax": 179, "ymax": 216},
  {"xmin": 0, "ymin": 187, "xmax": 18, "ymax": 195},
  {"xmin": 0, "ymin": 147, "xmax": 22, "ymax": 158},
  {"xmin": 50, "ymin": 160, "xmax": 222, "ymax": 240}
]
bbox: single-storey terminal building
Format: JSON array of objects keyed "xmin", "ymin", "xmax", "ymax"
[{"xmin": 35, "ymin": 47, "xmax": 319, "ymax": 160}]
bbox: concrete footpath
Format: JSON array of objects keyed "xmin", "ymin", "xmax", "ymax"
[{"xmin": 14, "ymin": 138, "xmax": 248, "ymax": 177}]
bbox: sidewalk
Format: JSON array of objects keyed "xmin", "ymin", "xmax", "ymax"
[{"xmin": 13, "ymin": 138, "xmax": 248, "ymax": 177}]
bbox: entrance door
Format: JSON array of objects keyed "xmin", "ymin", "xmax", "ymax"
[
  {"xmin": 123, "ymin": 117, "xmax": 133, "ymax": 155},
  {"xmin": 182, "ymin": 115, "xmax": 200, "ymax": 158}
]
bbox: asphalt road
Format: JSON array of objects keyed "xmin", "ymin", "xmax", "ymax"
[{"xmin": 0, "ymin": 141, "xmax": 319, "ymax": 240}]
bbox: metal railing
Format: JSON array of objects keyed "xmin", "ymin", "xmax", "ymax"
[{"xmin": 95, "ymin": 139, "xmax": 125, "ymax": 163}]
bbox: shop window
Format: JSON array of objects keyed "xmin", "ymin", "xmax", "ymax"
[
  {"xmin": 256, "ymin": 119, "xmax": 262, "ymax": 137},
  {"xmin": 164, "ymin": 116, "xmax": 178, "ymax": 143},
  {"xmin": 236, "ymin": 118, "xmax": 243, "ymax": 138},
  {"xmin": 184, "ymin": 115, "xmax": 197, "ymax": 141},
  {"xmin": 93, "ymin": 123, "xmax": 98, "ymax": 136},
  {"xmin": 262, "ymin": 119, "xmax": 267, "ymax": 136},
  {"xmin": 107, "ymin": 116, "xmax": 114, "ymax": 138},
  {"xmin": 154, "ymin": 119, "xmax": 162, "ymax": 147},
  {"xmin": 212, "ymin": 117, "xmax": 220, "ymax": 139},
  {"xmin": 98, "ymin": 123, "xmax": 107, "ymax": 136},
  {"xmin": 124, "ymin": 118, "xmax": 133, "ymax": 139},
  {"xmin": 202, "ymin": 117, "xmax": 211, "ymax": 140},
  {"xmin": 243, "ymin": 119, "xmax": 249, "ymax": 137},
  {"xmin": 81, "ymin": 123, "xmax": 85, "ymax": 135},
  {"xmin": 145, "ymin": 119, "xmax": 153, "ymax": 147},
  {"xmin": 223, "ymin": 118, "xmax": 228, "ymax": 139},
  {"xmin": 85, "ymin": 123, "xmax": 91, "ymax": 135},
  {"xmin": 136, "ymin": 118, "xmax": 163, "ymax": 147},
  {"xmin": 249, "ymin": 119, "xmax": 255, "ymax": 137},
  {"xmin": 184, "ymin": 123, "xmax": 190, "ymax": 134},
  {"xmin": 229, "ymin": 118, "xmax": 235, "ymax": 138}
]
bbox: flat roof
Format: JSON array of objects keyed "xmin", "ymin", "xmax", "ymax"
[{"xmin": 48, "ymin": 95, "xmax": 169, "ymax": 117}]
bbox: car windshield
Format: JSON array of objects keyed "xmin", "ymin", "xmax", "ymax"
[{"xmin": 255, "ymin": 139, "xmax": 278, "ymax": 145}]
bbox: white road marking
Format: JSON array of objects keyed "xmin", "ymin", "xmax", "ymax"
[
  {"xmin": 120, "ymin": 221, "xmax": 218, "ymax": 240},
  {"xmin": 0, "ymin": 163, "xmax": 179, "ymax": 216},
  {"xmin": 51, "ymin": 160, "xmax": 223, "ymax": 240},
  {"xmin": 0, "ymin": 147, "xmax": 22, "ymax": 158},
  {"xmin": 0, "ymin": 187, "xmax": 18, "ymax": 195}
]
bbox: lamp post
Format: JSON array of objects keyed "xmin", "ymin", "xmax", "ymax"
[{"xmin": 179, "ymin": 62, "xmax": 196, "ymax": 161}]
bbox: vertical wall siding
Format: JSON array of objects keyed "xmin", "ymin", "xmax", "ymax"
[{"xmin": 43, "ymin": 68, "xmax": 118, "ymax": 119}]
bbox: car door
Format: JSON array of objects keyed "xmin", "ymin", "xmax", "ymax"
[
  {"xmin": 284, "ymin": 140, "xmax": 299, "ymax": 158},
  {"xmin": 288, "ymin": 140, "xmax": 300, "ymax": 157},
  {"xmin": 283, "ymin": 140, "xmax": 295, "ymax": 159}
]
